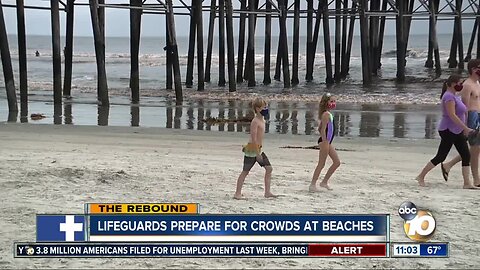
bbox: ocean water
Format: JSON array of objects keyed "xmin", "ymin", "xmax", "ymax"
[
  {"xmin": 0, "ymin": 33, "xmax": 473, "ymax": 139},
  {"xmin": 0, "ymin": 33, "xmax": 472, "ymax": 92}
]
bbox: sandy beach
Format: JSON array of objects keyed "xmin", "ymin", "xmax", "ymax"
[{"xmin": 1, "ymin": 123, "xmax": 479, "ymax": 269}]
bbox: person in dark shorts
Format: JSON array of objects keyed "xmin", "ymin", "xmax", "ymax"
[
  {"xmin": 464, "ymin": 110, "xmax": 480, "ymax": 158},
  {"xmin": 234, "ymin": 98, "xmax": 278, "ymax": 199},
  {"xmin": 242, "ymin": 152, "xmax": 271, "ymax": 172},
  {"xmin": 309, "ymin": 93, "xmax": 341, "ymax": 192}
]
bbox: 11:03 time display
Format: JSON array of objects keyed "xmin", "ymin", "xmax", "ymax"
[{"xmin": 393, "ymin": 244, "xmax": 420, "ymax": 256}]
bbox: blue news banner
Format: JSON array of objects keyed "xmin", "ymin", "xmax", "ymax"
[
  {"xmin": 89, "ymin": 214, "xmax": 388, "ymax": 236},
  {"xmin": 34, "ymin": 214, "xmax": 389, "ymax": 242}
]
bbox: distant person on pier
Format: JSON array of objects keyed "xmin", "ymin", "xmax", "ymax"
[
  {"xmin": 416, "ymin": 74, "xmax": 477, "ymax": 189},
  {"xmin": 35, "ymin": 50, "xmax": 40, "ymax": 57},
  {"xmin": 441, "ymin": 59, "xmax": 480, "ymax": 187}
]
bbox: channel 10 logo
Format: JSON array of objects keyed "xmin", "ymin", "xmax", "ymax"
[{"xmin": 398, "ymin": 201, "xmax": 436, "ymax": 242}]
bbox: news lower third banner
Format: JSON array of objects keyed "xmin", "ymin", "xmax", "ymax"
[
  {"xmin": 15, "ymin": 243, "xmax": 389, "ymax": 258},
  {"xmin": 22, "ymin": 203, "xmax": 392, "ymax": 258},
  {"xmin": 35, "ymin": 213, "xmax": 389, "ymax": 242}
]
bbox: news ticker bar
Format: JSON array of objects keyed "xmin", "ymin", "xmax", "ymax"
[
  {"xmin": 15, "ymin": 243, "xmax": 388, "ymax": 258},
  {"xmin": 391, "ymin": 243, "xmax": 449, "ymax": 258}
]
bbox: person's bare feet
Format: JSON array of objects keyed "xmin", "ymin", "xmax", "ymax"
[
  {"xmin": 309, "ymin": 184, "xmax": 319, "ymax": 192},
  {"xmin": 319, "ymin": 182, "xmax": 333, "ymax": 190},
  {"xmin": 264, "ymin": 192, "xmax": 279, "ymax": 198},
  {"xmin": 233, "ymin": 193, "xmax": 246, "ymax": 200},
  {"xmin": 463, "ymin": 185, "xmax": 480, "ymax": 189},
  {"xmin": 416, "ymin": 176, "xmax": 426, "ymax": 187}
]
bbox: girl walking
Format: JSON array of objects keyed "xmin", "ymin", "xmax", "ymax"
[{"xmin": 309, "ymin": 93, "xmax": 341, "ymax": 191}]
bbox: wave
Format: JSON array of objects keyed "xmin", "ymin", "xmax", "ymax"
[
  {"xmin": 383, "ymin": 49, "xmax": 450, "ymax": 59},
  {"xmin": 9, "ymin": 48, "xmax": 449, "ymax": 66},
  {"xmin": 9, "ymin": 51, "xmax": 353, "ymax": 68}
]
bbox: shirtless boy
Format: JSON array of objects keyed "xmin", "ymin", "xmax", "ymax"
[{"xmin": 234, "ymin": 98, "xmax": 278, "ymax": 199}]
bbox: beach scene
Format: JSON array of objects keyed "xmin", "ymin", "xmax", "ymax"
[{"xmin": 1, "ymin": 0, "xmax": 480, "ymax": 269}]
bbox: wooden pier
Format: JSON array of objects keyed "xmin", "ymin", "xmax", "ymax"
[{"xmin": 1, "ymin": 0, "xmax": 480, "ymax": 111}]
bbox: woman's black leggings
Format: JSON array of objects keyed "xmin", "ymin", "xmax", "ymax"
[{"xmin": 431, "ymin": 129, "xmax": 470, "ymax": 167}]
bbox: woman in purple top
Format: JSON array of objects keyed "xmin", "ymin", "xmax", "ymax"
[{"xmin": 416, "ymin": 75, "xmax": 478, "ymax": 189}]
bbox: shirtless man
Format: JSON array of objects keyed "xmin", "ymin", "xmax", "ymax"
[
  {"xmin": 442, "ymin": 59, "xmax": 480, "ymax": 187},
  {"xmin": 234, "ymin": 98, "xmax": 278, "ymax": 199}
]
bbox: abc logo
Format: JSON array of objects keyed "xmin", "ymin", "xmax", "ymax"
[
  {"xmin": 398, "ymin": 201, "xmax": 417, "ymax": 220},
  {"xmin": 398, "ymin": 201, "xmax": 436, "ymax": 242}
]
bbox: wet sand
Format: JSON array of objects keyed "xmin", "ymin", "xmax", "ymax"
[
  {"xmin": 1, "ymin": 123, "xmax": 479, "ymax": 269},
  {"xmin": 0, "ymin": 95, "xmax": 443, "ymax": 140}
]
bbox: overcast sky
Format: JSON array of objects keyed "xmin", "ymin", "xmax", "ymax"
[{"xmin": 1, "ymin": 0, "xmax": 475, "ymax": 37}]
